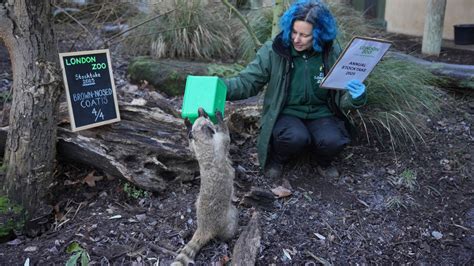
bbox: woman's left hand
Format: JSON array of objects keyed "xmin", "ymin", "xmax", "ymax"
[{"xmin": 345, "ymin": 79, "xmax": 366, "ymax": 99}]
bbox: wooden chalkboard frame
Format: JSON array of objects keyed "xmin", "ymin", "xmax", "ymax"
[{"xmin": 59, "ymin": 49, "xmax": 121, "ymax": 132}]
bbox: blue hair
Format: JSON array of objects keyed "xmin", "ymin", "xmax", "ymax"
[{"xmin": 279, "ymin": 0, "xmax": 337, "ymax": 52}]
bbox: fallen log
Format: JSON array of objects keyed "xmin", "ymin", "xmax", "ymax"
[
  {"xmin": 0, "ymin": 100, "xmax": 198, "ymax": 192},
  {"xmin": 0, "ymin": 93, "xmax": 262, "ymax": 192},
  {"xmin": 387, "ymin": 51, "xmax": 474, "ymax": 90},
  {"xmin": 56, "ymin": 101, "xmax": 199, "ymax": 192}
]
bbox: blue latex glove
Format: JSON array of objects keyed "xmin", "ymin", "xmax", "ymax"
[{"xmin": 345, "ymin": 79, "xmax": 366, "ymax": 99}]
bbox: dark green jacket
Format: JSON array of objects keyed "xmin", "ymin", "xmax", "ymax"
[{"xmin": 224, "ymin": 33, "xmax": 366, "ymax": 168}]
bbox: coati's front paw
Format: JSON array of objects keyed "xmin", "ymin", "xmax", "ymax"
[
  {"xmin": 184, "ymin": 118, "xmax": 193, "ymax": 139},
  {"xmin": 198, "ymin": 107, "xmax": 209, "ymax": 118},
  {"xmin": 215, "ymin": 110, "xmax": 229, "ymax": 134}
]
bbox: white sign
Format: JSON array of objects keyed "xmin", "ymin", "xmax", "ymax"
[{"xmin": 320, "ymin": 36, "xmax": 392, "ymax": 90}]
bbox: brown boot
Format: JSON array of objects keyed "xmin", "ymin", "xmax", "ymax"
[{"xmin": 317, "ymin": 165, "xmax": 340, "ymax": 179}]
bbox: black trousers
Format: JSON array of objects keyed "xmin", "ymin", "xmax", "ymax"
[{"xmin": 271, "ymin": 114, "xmax": 350, "ymax": 166}]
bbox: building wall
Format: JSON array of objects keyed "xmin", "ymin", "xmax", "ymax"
[{"xmin": 385, "ymin": 0, "xmax": 474, "ymax": 40}]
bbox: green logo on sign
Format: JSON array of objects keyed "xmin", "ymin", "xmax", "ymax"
[{"xmin": 360, "ymin": 45, "xmax": 380, "ymax": 55}]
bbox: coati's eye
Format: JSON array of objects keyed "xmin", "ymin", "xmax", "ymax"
[{"xmin": 203, "ymin": 124, "xmax": 215, "ymax": 137}]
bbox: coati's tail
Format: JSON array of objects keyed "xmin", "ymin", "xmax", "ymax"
[{"xmin": 171, "ymin": 231, "xmax": 211, "ymax": 266}]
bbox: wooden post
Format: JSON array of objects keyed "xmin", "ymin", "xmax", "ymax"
[{"xmin": 421, "ymin": 0, "xmax": 447, "ymax": 56}]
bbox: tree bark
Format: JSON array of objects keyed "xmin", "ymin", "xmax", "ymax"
[
  {"xmin": 0, "ymin": 1, "xmax": 61, "ymax": 217},
  {"xmin": 421, "ymin": 0, "xmax": 447, "ymax": 56}
]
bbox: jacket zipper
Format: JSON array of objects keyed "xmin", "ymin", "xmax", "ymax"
[
  {"xmin": 279, "ymin": 61, "xmax": 291, "ymax": 114},
  {"xmin": 303, "ymin": 54, "xmax": 309, "ymax": 103}
]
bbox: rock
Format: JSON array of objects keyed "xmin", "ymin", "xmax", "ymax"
[
  {"xmin": 135, "ymin": 214, "xmax": 146, "ymax": 222},
  {"xmin": 431, "ymin": 231, "xmax": 443, "ymax": 240},
  {"xmin": 24, "ymin": 246, "xmax": 38, "ymax": 252},
  {"xmin": 6, "ymin": 238, "xmax": 21, "ymax": 246},
  {"xmin": 127, "ymin": 57, "xmax": 210, "ymax": 96}
]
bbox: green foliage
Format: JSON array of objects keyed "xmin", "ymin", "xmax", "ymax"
[
  {"xmin": 0, "ymin": 91, "xmax": 12, "ymax": 103},
  {"xmin": 238, "ymin": 8, "xmax": 274, "ymax": 62},
  {"xmin": 66, "ymin": 242, "xmax": 90, "ymax": 266},
  {"xmin": 352, "ymin": 59, "xmax": 444, "ymax": 149},
  {"xmin": 123, "ymin": 183, "xmax": 150, "ymax": 200},
  {"xmin": 0, "ymin": 163, "xmax": 7, "ymax": 173},
  {"xmin": 207, "ymin": 63, "xmax": 245, "ymax": 77},
  {"xmin": 327, "ymin": 2, "xmax": 370, "ymax": 47},
  {"xmin": 385, "ymin": 195, "xmax": 406, "ymax": 210},
  {"xmin": 388, "ymin": 169, "xmax": 418, "ymax": 191},
  {"xmin": 0, "ymin": 196, "xmax": 25, "ymax": 239},
  {"xmin": 122, "ymin": 0, "xmax": 236, "ymax": 60},
  {"xmin": 400, "ymin": 169, "xmax": 418, "ymax": 190}
]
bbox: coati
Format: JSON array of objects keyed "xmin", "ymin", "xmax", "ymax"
[{"xmin": 172, "ymin": 108, "xmax": 238, "ymax": 266}]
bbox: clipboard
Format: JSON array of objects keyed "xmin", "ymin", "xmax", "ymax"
[{"xmin": 320, "ymin": 36, "xmax": 392, "ymax": 90}]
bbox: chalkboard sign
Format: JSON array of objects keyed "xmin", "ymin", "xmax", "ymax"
[{"xmin": 59, "ymin": 49, "xmax": 120, "ymax": 131}]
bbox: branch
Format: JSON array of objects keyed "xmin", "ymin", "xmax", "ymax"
[
  {"xmin": 0, "ymin": 2, "xmax": 15, "ymax": 65},
  {"xmin": 51, "ymin": 4, "xmax": 95, "ymax": 42},
  {"xmin": 0, "ymin": 2, "xmax": 13, "ymax": 39},
  {"xmin": 103, "ymin": 9, "xmax": 176, "ymax": 47},
  {"xmin": 221, "ymin": 0, "xmax": 262, "ymax": 50}
]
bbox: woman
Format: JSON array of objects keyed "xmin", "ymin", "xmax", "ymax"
[{"xmin": 224, "ymin": 0, "xmax": 366, "ymax": 179}]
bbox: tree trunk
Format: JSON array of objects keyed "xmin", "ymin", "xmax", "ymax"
[
  {"xmin": 0, "ymin": 1, "xmax": 61, "ymax": 217},
  {"xmin": 271, "ymin": 0, "xmax": 284, "ymax": 38},
  {"xmin": 421, "ymin": 0, "xmax": 447, "ymax": 56}
]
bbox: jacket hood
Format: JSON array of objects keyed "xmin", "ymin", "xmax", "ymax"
[
  {"xmin": 272, "ymin": 32, "xmax": 292, "ymax": 61},
  {"xmin": 272, "ymin": 32, "xmax": 334, "ymax": 61}
]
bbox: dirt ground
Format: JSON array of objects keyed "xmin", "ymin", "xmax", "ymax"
[{"xmin": 0, "ymin": 29, "xmax": 473, "ymax": 265}]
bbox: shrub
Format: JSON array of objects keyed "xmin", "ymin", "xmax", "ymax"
[
  {"xmin": 123, "ymin": 182, "xmax": 150, "ymax": 200},
  {"xmin": 238, "ymin": 8, "xmax": 274, "ymax": 62},
  {"xmin": 121, "ymin": 0, "xmax": 236, "ymax": 60},
  {"xmin": 355, "ymin": 59, "xmax": 444, "ymax": 149}
]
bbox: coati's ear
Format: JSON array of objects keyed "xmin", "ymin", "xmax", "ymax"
[
  {"xmin": 184, "ymin": 118, "xmax": 193, "ymax": 139},
  {"xmin": 198, "ymin": 107, "xmax": 209, "ymax": 118}
]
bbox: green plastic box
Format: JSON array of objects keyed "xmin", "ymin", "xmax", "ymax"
[{"xmin": 181, "ymin": 75, "xmax": 227, "ymax": 124}]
